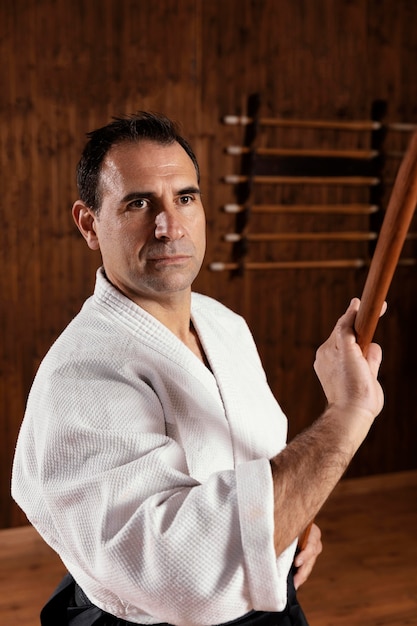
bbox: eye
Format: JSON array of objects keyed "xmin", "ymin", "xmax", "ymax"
[
  {"xmin": 128, "ymin": 198, "xmax": 149, "ymax": 210},
  {"xmin": 179, "ymin": 195, "xmax": 193, "ymax": 205}
]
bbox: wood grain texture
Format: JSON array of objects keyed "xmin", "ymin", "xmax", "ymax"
[
  {"xmin": 1, "ymin": 0, "xmax": 417, "ymax": 528},
  {"xmin": 299, "ymin": 470, "xmax": 417, "ymax": 625},
  {"xmin": 0, "ymin": 526, "xmax": 65, "ymax": 625}
]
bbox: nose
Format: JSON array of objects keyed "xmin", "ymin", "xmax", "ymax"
[{"xmin": 154, "ymin": 207, "xmax": 185, "ymax": 241}]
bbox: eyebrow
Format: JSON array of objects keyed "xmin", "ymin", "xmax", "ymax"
[{"xmin": 121, "ymin": 186, "xmax": 201, "ymax": 204}]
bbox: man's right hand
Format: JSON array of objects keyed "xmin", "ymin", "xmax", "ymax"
[{"xmin": 313, "ymin": 297, "xmax": 385, "ymax": 426}]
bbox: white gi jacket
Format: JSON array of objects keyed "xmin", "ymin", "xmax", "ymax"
[{"xmin": 12, "ymin": 268, "xmax": 296, "ymax": 626}]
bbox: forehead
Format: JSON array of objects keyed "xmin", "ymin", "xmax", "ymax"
[{"xmin": 99, "ymin": 140, "xmax": 197, "ymax": 194}]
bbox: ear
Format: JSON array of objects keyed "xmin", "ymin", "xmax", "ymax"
[{"xmin": 72, "ymin": 200, "xmax": 100, "ymax": 251}]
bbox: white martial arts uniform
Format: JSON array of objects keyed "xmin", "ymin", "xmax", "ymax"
[{"xmin": 12, "ymin": 268, "xmax": 297, "ymax": 626}]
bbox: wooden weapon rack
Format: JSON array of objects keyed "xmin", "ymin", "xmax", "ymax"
[{"xmin": 210, "ymin": 95, "xmax": 417, "ymax": 273}]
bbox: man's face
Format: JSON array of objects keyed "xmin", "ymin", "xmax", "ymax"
[{"xmin": 87, "ymin": 140, "xmax": 206, "ymax": 307}]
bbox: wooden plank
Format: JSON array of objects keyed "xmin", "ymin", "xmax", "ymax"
[
  {"xmin": 299, "ymin": 470, "xmax": 417, "ymax": 625},
  {"xmin": 0, "ymin": 526, "xmax": 65, "ymax": 625}
]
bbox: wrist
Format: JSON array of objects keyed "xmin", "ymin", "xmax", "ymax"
[{"xmin": 321, "ymin": 402, "xmax": 376, "ymax": 451}]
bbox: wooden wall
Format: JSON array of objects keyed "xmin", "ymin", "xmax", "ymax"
[{"xmin": 1, "ymin": 0, "xmax": 417, "ymax": 528}]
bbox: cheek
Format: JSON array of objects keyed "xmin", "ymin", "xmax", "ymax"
[
  {"xmin": 191, "ymin": 209, "xmax": 206, "ymax": 237},
  {"xmin": 196, "ymin": 215, "xmax": 207, "ymax": 249},
  {"xmin": 97, "ymin": 224, "xmax": 140, "ymax": 260}
]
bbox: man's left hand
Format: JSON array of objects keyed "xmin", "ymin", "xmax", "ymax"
[{"xmin": 293, "ymin": 523, "xmax": 322, "ymax": 589}]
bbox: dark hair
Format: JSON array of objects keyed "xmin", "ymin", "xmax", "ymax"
[{"xmin": 76, "ymin": 111, "xmax": 200, "ymax": 212}]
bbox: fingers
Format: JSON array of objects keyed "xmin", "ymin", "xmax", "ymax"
[
  {"xmin": 294, "ymin": 523, "xmax": 322, "ymax": 568},
  {"xmin": 336, "ymin": 298, "xmax": 360, "ymax": 337},
  {"xmin": 364, "ymin": 342, "xmax": 384, "ymax": 387},
  {"xmin": 323, "ymin": 297, "xmax": 386, "ymax": 356},
  {"xmin": 379, "ymin": 301, "xmax": 388, "ymax": 317},
  {"xmin": 293, "ymin": 524, "xmax": 322, "ymax": 589},
  {"xmin": 340, "ymin": 297, "xmax": 387, "ymax": 329},
  {"xmin": 351, "ymin": 297, "xmax": 387, "ymax": 318}
]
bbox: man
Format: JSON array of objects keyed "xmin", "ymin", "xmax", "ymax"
[{"xmin": 12, "ymin": 112, "xmax": 384, "ymax": 626}]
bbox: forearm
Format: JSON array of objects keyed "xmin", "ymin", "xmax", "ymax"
[
  {"xmin": 270, "ymin": 403, "xmax": 375, "ymax": 556},
  {"xmin": 269, "ymin": 297, "xmax": 385, "ymax": 558}
]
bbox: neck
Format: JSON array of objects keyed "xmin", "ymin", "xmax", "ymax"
[
  {"xmin": 110, "ymin": 278, "xmax": 208, "ymax": 365},
  {"xmin": 134, "ymin": 292, "xmax": 208, "ymax": 365},
  {"xmin": 134, "ymin": 291, "xmax": 192, "ymax": 338}
]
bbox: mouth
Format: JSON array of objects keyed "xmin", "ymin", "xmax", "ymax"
[{"xmin": 147, "ymin": 255, "xmax": 191, "ymax": 266}]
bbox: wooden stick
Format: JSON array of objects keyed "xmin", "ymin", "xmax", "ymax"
[
  {"xmin": 224, "ymin": 232, "xmax": 378, "ymax": 243},
  {"xmin": 226, "ymin": 146, "xmax": 379, "ymax": 160},
  {"xmin": 223, "ymin": 203, "xmax": 379, "ymax": 215},
  {"xmin": 389, "ymin": 122, "xmax": 417, "ymax": 132},
  {"xmin": 354, "ymin": 131, "xmax": 417, "ymax": 352},
  {"xmin": 223, "ymin": 116, "xmax": 417, "ymax": 132},
  {"xmin": 209, "ymin": 260, "xmax": 366, "ymax": 271},
  {"xmin": 209, "ymin": 258, "xmax": 416, "ymax": 272},
  {"xmin": 223, "ymin": 174, "xmax": 380, "ymax": 186},
  {"xmin": 299, "ymin": 132, "xmax": 417, "ymax": 552},
  {"xmin": 223, "ymin": 116, "xmax": 380, "ymax": 131}
]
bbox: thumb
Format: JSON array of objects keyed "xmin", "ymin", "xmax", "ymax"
[{"xmin": 364, "ymin": 342, "xmax": 383, "ymax": 378}]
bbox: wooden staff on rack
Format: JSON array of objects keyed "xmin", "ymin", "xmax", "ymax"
[
  {"xmin": 223, "ymin": 232, "xmax": 379, "ymax": 243},
  {"xmin": 209, "ymin": 259, "xmax": 416, "ymax": 271},
  {"xmin": 223, "ymin": 115, "xmax": 417, "ymax": 133},
  {"xmin": 223, "ymin": 116, "xmax": 381, "ymax": 131},
  {"xmin": 222, "ymin": 203, "xmax": 379, "ymax": 215},
  {"xmin": 299, "ymin": 131, "xmax": 417, "ymax": 551},
  {"xmin": 224, "ymin": 174, "xmax": 380, "ymax": 186},
  {"xmin": 226, "ymin": 146, "xmax": 379, "ymax": 159},
  {"xmin": 209, "ymin": 260, "xmax": 367, "ymax": 270}
]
